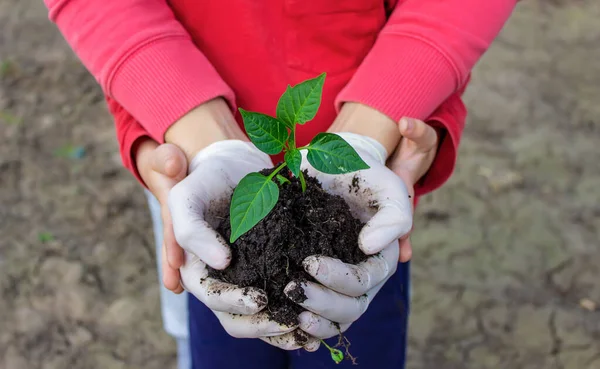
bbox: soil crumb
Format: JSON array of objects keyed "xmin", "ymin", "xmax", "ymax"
[{"xmin": 208, "ymin": 167, "xmax": 368, "ymax": 326}]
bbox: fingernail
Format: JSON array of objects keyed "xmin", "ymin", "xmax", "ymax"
[
  {"xmin": 304, "ymin": 340, "xmax": 321, "ymax": 352},
  {"xmin": 284, "ymin": 281, "xmax": 297, "ymax": 295},
  {"xmin": 400, "ymin": 118, "xmax": 413, "ymax": 133},
  {"xmin": 359, "ymin": 225, "xmax": 397, "ymax": 254},
  {"xmin": 303, "ymin": 256, "xmax": 327, "ymax": 277},
  {"xmin": 164, "ymin": 158, "xmax": 177, "ymax": 176},
  {"xmin": 294, "ymin": 330, "xmax": 310, "ymax": 346},
  {"xmin": 284, "ymin": 281, "xmax": 307, "ymax": 303},
  {"xmin": 206, "ymin": 253, "xmax": 231, "ymax": 270},
  {"xmin": 241, "ymin": 287, "xmax": 268, "ymax": 310},
  {"xmin": 298, "ymin": 312, "xmax": 317, "ymax": 330}
]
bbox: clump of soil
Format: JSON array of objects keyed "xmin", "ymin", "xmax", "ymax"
[{"xmin": 208, "ymin": 166, "xmax": 368, "ymax": 326}]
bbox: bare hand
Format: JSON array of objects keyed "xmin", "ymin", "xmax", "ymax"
[
  {"xmin": 136, "ymin": 139, "xmax": 188, "ymax": 293},
  {"xmin": 387, "ymin": 117, "xmax": 440, "ymax": 262}
]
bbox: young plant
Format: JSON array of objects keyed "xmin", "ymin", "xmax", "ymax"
[{"xmin": 229, "ymin": 73, "xmax": 370, "ymax": 242}]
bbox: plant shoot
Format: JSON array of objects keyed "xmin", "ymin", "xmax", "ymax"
[{"xmin": 229, "ymin": 73, "xmax": 370, "ymax": 242}]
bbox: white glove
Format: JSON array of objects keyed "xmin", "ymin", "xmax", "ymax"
[
  {"xmin": 284, "ymin": 132, "xmax": 413, "ymax": 339},
  {"xmin": 168, "ymin": 140, "xmax": 300, "ymax": 340}
]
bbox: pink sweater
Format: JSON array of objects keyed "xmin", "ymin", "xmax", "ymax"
[{"xmin": 45, "ymin": 0, "xmax": 517, "ymax": 195}]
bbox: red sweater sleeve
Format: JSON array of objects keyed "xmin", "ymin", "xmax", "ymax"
[
  {"xmin": 337, "ymin": 0, "xmax": 517, "ymax": 194},
  {"xmin": 107, "ymin": 97, "xmax": 150, "ymax": 186},
  {"xmin": 44, "ymin": 0, "xmax": 236, "ymax": 143}
]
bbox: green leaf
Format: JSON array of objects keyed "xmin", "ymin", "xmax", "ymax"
[
  {"xmin": 276, "ymin": 73, "xmax": 326, "ymax": 127},
  {"xmin": 284, "ymin": 149, "xmax": 302, "ymax": 177},
  {"xmin": 330, "ymin": 348, "xmax": 344, "ymax": 364},
  {"xmin": 306, "ymin": 133, "xmax": 370, "ymax": 174},
  {"xmin": 229, "ymin": 173, "xmax": 279, "ymax": 242},
  {"xmin": 240, "ymin": 109, "xmax": 288, "ymax": 155},
  {"xmin": 276, "ymin": 174, "xmax": 290, "ymax": 185}
]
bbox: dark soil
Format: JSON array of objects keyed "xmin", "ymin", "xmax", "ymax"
[{"xmin": 208, "ymin": 167, "xmax": 369, "ymax": 326}]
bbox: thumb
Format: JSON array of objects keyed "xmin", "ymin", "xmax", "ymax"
[
  {"xmin": 151, "ymin": 143, "xmax": 188, "ymax": 180},
  {"xmin": 398, "ymin": 117, "xmax": 438, "ymax": 152}
]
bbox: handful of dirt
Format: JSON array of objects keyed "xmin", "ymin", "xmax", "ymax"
[{"xmin": 208, "ymin": 167, "xmax": 368, "ymax": 326}]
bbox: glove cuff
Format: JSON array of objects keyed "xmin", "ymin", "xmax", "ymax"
[
  {"xmin": 334, "ymin": 132, "xmax": 388, "ymax": 166},
  {"xmin": 189, "ymin": 140, "xmax": 271, "ymax": 172}
]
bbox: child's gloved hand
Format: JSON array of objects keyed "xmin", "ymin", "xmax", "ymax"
[
  {"xmin": 168, "ymin": 140, "xmax": 319, "ymax": 348},
  {"xmin": 285, "ymin": 119, "xmax": 439, "ymax": 339},
  {"xmin": 283, "ymin": 132, "xmax": 413, "ymax": 339}
]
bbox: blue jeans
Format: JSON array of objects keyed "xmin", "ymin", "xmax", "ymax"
[
  {"xmin": 146, "ymin": 192, "xmax": 191, "ymax": 369},
  {"xmin": 189, "ymin": 261, "xmax": 410, "ymax": 369}
]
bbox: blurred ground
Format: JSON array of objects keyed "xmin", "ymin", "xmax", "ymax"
[{"xmin": 1, "ymin": 1, "xmax": 599, "ymax": 368}]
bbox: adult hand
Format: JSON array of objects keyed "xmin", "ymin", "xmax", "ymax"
[
  {"xmin": 169, "ymin": 140, "xmax": 320, "ymax": 350},
  {"xmin": 284, "ymin": 132, "xmax": 413, "ymax": 340},
  {"xmin": 136, "ymin": 139, "xmax": 188, "ymax": 293},
  {"xmin": 387, "ymin": 117, "xmax": 440, "ymax": 262}
]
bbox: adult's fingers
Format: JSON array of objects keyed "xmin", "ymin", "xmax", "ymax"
[
  {"xmin": 398, "ymin": 117, "xmax": 438, "ymax": 152},
  {"xmin": 399, "ymin": 236, "xmax": 413, "ymax": 263},
  {"xmin": 161, "ymin": 242, "xmax": 183, "ymax": 292},
  {"xmin": 302, "ymin": 242, "xmax": 399, "ymax": 297},
  {"xmin": 151, "ymin": 143, "xmax": 188, "ymax": 181},
  {"xmin": 161, "ymin": 205, "xmax": 184, "ymax": 269},
  {"xmin": 138, "ymin": 143, "xmax": 188, "ymax": 271},
  {"xmin": 390, "ymin": 118, "xmax": 439, "ymax": 186}
]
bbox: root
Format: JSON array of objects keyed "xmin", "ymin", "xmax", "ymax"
[
  {"xmin": 284, "ymin": 255, "xmax": 290, "ymax": 276},
  {"xmin": 335, "ymin": 329, "xmax": 357, "ymax": 365}
]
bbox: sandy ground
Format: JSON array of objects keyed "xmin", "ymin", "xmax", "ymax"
[{"xmin": 1, "ymin": 1, "xmax": 599, "ymax": 368}]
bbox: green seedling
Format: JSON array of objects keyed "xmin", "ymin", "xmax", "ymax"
[
  {"xmin": 320, "ymin": 340, "xmax": 344, "ymax": 364},
  {"xmin": 228, "ymin": 73, "xmax": 370, "ymax": 242}
]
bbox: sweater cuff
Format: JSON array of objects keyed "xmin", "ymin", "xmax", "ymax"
[
  {"xmin": 118, "ymin": 120, "xmax": 150, "ymax": 188},
  {"xmin": 107, "ymin": 36, "xmax": 236, "ymax": 143},
  {"xmin": 336, "ymin": 34, "xmax": 459, "ymax": 121}
]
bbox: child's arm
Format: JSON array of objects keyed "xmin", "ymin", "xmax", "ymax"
[
  {"xmin": 334, "ymin": 0, "xmax": 517, "ymax": 193},
  {"xmin": 44, "ymin": 0, "xmax": 236, "ymax": 144}
]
